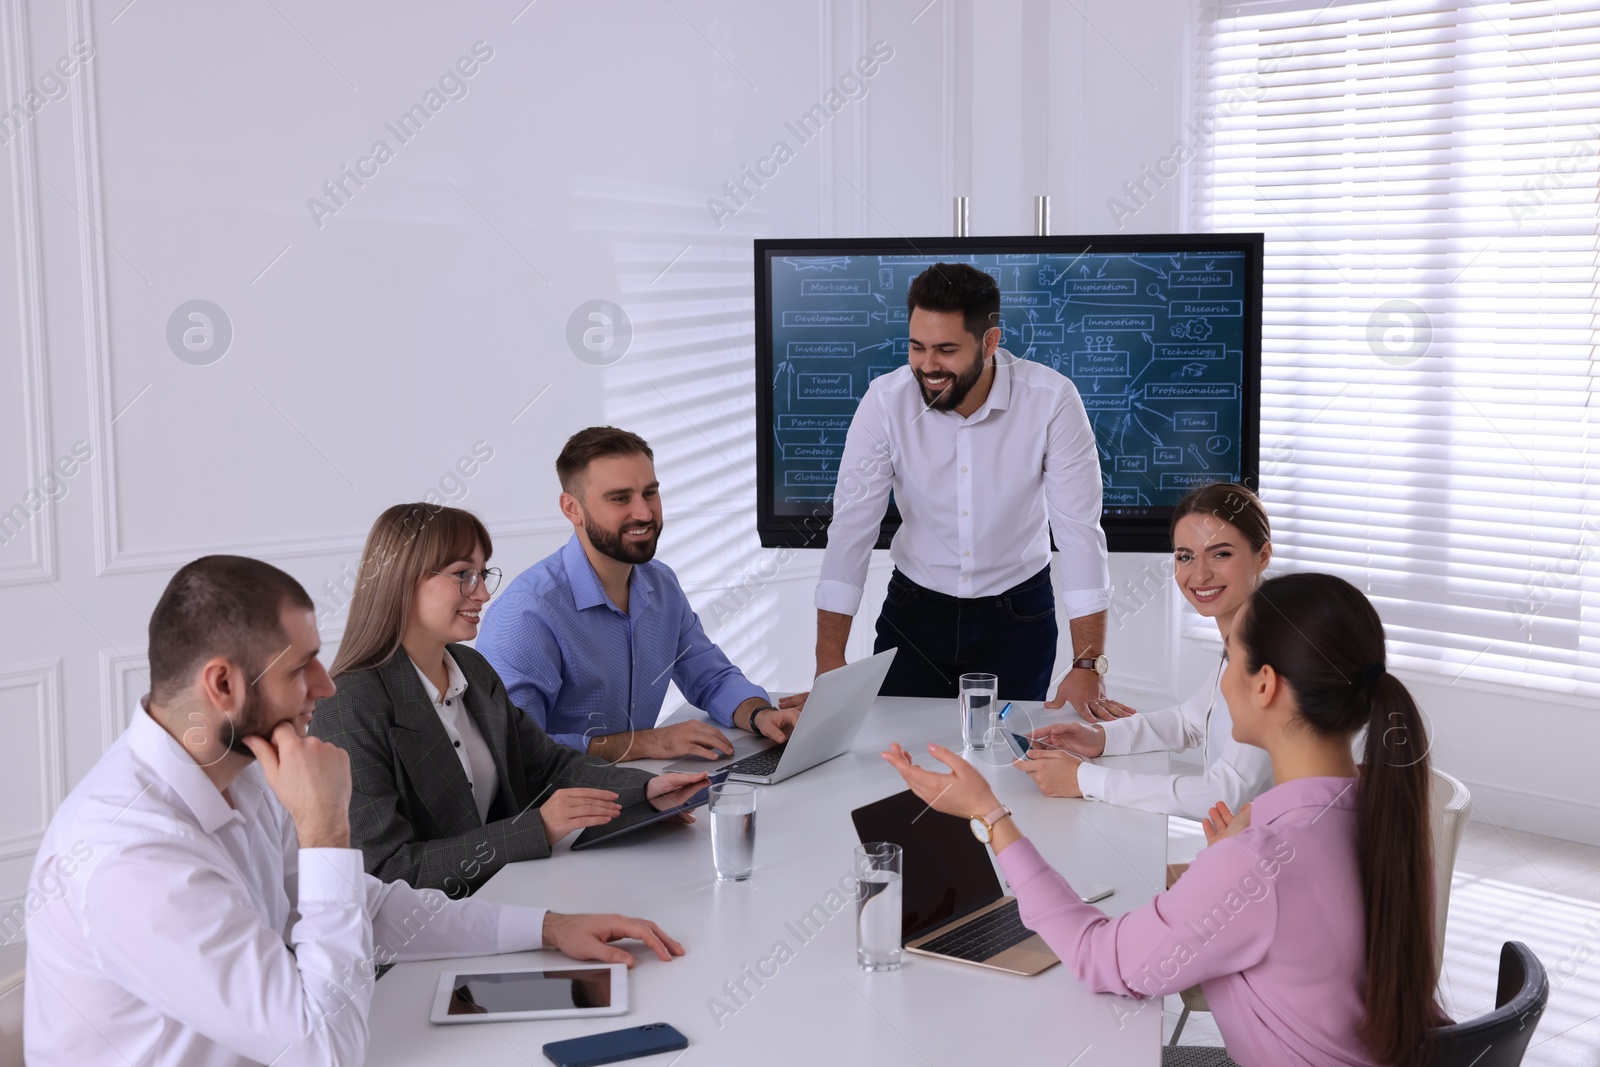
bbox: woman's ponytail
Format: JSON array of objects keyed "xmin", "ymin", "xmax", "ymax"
[
  {"xmin": 1357, "ymin": 668, "xmax": 1436, "ymax": 1064},
  {"xmin": 1240, "ymin": 575, "xmax": 1438, "ymax": 1065}
]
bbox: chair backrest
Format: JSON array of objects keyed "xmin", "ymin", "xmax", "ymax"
[
  {"xmin": 1429, "ymin": 768, "xmax": 1471, "ymax": 977},
  {"xmin": 1425, "ymin": 941, "xmax": 1547, "ymax": 1067},
  {"xmin": 0, "ymin": 970, "xmax": 23, "ymax": 1067}
]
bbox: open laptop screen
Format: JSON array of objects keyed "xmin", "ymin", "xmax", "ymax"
[{"xmin": 851, "ymin": 789, "xmax": 1005, "ymax": 943}]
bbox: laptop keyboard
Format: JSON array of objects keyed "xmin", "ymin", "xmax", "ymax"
[
  {"xmin": 727, "ymin": 744, "xmax": 787, "ymax": 778},
  {"xmin": 919, "ymin": 900, "xmax": 1035, "ymax": 962}
]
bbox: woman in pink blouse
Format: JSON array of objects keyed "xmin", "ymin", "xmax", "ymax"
[{"xmin": 884, "ymin": 572, "xmax": 1445, "ymax": 1066}]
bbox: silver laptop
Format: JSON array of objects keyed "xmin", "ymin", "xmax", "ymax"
[{"xmin": 664, "ymin": 648, "xmax": 896, "ymax": 785}]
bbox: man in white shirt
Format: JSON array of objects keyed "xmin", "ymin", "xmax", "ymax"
[
  {"xmin": 815, "ymin": 263, "xmax": 1113, "ymax": 712},
  {"xmin": 24, "ymin": 554, "xmax": 682, "ymax": 1067}
]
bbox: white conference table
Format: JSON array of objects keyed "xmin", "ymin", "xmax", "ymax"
[{"xmin": 367, "ymin": 696, "xmax": 1172, "ymax": 1065}]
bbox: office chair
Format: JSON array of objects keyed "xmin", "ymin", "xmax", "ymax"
[
  {"xmin": 1427, "ymin": 769, "xmax": 1472, "ymax": 977},
  {"xmin": 1425, "ymin": 941, "xmax": 1547, "ymax": 1066},
  {"xmin": 1163, "ymin": 941, "xmax": 1545, "ymax": 1065}
]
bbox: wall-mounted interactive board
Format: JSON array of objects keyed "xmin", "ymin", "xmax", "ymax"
[{"xmin": 755, "ymin": 235, "xmax": 1263, "ymax": 553}]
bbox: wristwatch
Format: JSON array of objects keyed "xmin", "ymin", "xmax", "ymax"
[
  {"xmin": 1072, "ymin": 655, "xmax": 1109, "ymax": 675},
  {"xmin": 748, "ymin": 704, "xmax": 778, "ymax": 732},
  {"xmin": 969, "ymin": 803, "xmax": 1012, "ymax": 844}
]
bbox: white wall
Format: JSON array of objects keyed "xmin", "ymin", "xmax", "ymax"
[{"xmin": 2, "ymin": 0, "xmax": 1590, "ymax": 934}]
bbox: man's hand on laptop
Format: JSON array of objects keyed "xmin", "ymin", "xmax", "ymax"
[
  {"xmin": 738, "ymin": 693, "xmax": 808, "ymax": 743},
  {"xmin": 541, "ymin": 912, "xmax": 686, "ymax": 967},
  {"xmin": 586, "ymin": 721, "xmax": 736, "ymax": 762},
  {"xmin": 753, "ymin": 708, "xmax": 797, "ymax": 743}
]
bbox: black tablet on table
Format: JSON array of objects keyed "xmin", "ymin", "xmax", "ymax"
[{"xmin": 569, "ymin": 770, "xmax": 728, "ymax": 851}]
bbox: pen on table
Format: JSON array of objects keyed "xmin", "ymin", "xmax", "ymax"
[{"xmin": 997, "ymin": 702, "xmax": 1014, "ymax": 721}]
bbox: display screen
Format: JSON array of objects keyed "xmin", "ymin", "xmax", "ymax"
[
  {"xmin": 851, "ymin": 788, "xmax": 1003, "ymax": 942},
  {"xmin": 755, "ymin": 235, "xmax": 1263, "ymax": 552},
  {"xmin": 445, "ymin": 969, "xmax": 612, "ymax": 1015}
]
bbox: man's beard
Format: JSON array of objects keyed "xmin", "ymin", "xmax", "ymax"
[
  {"xmin": 916, "ymin": 352, "xmax": 985, "ymax": 411},
  {"xmin": 585, "ymin": 513, "xmax": 663, "ymax": 565},
  {"xmin": 224, "ymin": 683, "xmax": 274, "ymax": 758}
]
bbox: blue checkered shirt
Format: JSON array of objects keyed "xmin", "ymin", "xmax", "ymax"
[{"xmin": 476, "ymin": 535, "xmax": 767, "ymax": 752}]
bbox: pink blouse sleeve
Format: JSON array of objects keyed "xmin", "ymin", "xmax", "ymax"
[{"xmin": 996, "ymin": 833, "xmax": 1293, "ymax": 998}]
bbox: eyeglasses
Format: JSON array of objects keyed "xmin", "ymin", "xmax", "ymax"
[{"xmin": 429, "ymin": 567, "xmax": 502, "ymax": 597}]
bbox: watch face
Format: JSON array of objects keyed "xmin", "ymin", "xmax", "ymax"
[
  {"xmin": 1095, "ymin": 655, "xmax": 1109, "ymax": 674},
  {"xmin": 969, "ymin": 817, "xmax": 990, "ymax": 843}
]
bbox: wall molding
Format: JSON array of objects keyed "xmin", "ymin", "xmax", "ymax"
[
  {"xmin": 1459, "ymin": 776, "xmax": 1600, "ymax": 851},
  {"xmin": 1099, "ymin": 555, "xmax": 1180, "ymax": 695},
  {"xmin": 942, "ymin": 0, "xmax": 970, "ymax": 214},
  {"xmin": 97, "ymin": 513, "xmax": 579, "ymax": 579},
  {"xmin": 96, "ymin": 648, "xmax": 147, "ymax": 752},
  {"xmin": 91, "ymin": 495, "xmax": 751, "ymax": 586},
  {"xmin": 818, "ymin": 0, "xmax": 833, "ymax": 234},
  {"xmin": 64, "ymin": 0, "xmax": 122, "ymax": 579},
  {"xmin": 61, "ymin": 0, "xmax": 406, "ymax": 579},
  {"xmin": 73, "ymin": 0, "xmax": 768, "ymax": 579},
  {"xmin": 851, "ymin": 0, "xmax": 866, "ymax": 236},
  {"xmin": 0, "ymin": 893, "xmax": 26, "ymax": 947},
  {"xmin": 0, "ymin": 659, "xmax": 66, "ymax": 863},
  {"xmin": 96, "ymin": 632, "xmax": 356, "ymax": 752},
  {"xmin": 0, "ymin": 0, "xmax": 57, "ymax": 586}
]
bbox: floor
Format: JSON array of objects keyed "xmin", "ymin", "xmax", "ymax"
[{"xmin": 1161, "ymin": 817, "xmax": 1600, "ymax": 1063}]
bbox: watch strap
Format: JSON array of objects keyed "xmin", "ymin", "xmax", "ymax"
[{"xmin": 748, "ymin": 703, "xmax": 778, "ymax": 732}]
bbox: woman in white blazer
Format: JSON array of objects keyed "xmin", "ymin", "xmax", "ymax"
[{"xmin": 1019, "ymin": 482, "xmax": 1274, "ymax": 827}]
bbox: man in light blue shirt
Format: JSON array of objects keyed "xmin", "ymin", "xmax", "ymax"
[{"xmin": 478, "ymin": 427, "xmax": 805, "ymax": 762}]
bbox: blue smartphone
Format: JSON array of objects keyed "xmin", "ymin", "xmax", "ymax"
[{"xmin": 542, "ymin": 1023, "xmax": 688, "ymax": 1066}]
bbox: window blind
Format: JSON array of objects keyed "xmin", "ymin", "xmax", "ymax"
[{"xmin": 1192, "ymin": 0, "xmax": 1599, "ymax": 699}]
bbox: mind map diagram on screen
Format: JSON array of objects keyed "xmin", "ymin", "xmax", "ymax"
[{"xmin": 768, "ymin": 250, "xmax": 1248, "ymax": 515}]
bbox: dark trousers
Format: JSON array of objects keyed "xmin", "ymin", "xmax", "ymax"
[{"xmin": 872, "ymin": 566, "xmax": 1058, "ymax": 700}]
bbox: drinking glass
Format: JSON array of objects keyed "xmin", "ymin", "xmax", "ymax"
[
  {"xmin": 959, "ymin": 673, "xmax": 999, "ymax": 750},
  {"xmin": 854, "ymin": 842, "xmax": 903, "ymax": 971},
  {"xmin": 709, "ymin": 781, "xmax": 757, "ymax": 881}
]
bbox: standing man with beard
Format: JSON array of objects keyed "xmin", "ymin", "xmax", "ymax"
[
  {"xmin": 814, "ymin": 263, "xmax": 1114, "ymax": 714},
  {"xmin": 479, "ymin": 427, "xmax": 804, "ymax": 762}
]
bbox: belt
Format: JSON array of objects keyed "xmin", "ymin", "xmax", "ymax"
[{"xmin": 887, "ymin": 565, "xmax": 1052, "ymax": 608}]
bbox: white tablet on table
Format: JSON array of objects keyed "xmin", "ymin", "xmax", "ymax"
[{"xmin": 429, "ymin": 963, "xmax": 628, "ymax": 1024}]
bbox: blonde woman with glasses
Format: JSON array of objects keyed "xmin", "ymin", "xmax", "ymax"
[{"xmin": 311, "ymin": 503, "xmax": 706, "ymax": 894}]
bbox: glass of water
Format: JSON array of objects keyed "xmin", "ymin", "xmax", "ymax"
[
  {"xmin": 959, "ymin": 673, "xmax": 999, "ymax": 750},
  {"xmin": 855, "ymin": 842, "xmax": 903, "ymax": 971},
  {"xmin": 709, "ymin": 781, "xmax": 757, "ymax": 881}
]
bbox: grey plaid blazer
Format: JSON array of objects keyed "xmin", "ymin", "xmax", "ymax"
[{"xmin": 311, "ymin": 643, "xmax": 652, "ymax": 894}]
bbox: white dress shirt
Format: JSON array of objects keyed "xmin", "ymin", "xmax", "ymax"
[
  {"xmin": 815, "ymin": 351, "xmax": 1111, "ymax": 620},
  {"xmin": 413, "ymin": 650, "xmax": 499, "ymax": 823},
  {"xmin": 24, "ymin": 703, "xmax": 547, "ymax": 1067},
  {"xmin": 1074, "ymin": 656, "xmax": 1275, "ymax": 819}
]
